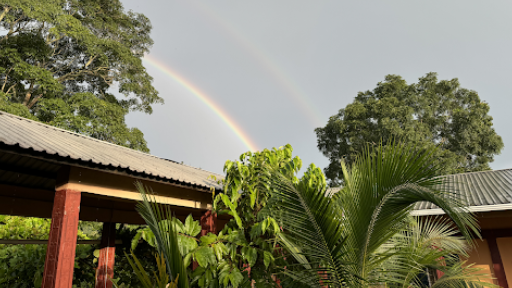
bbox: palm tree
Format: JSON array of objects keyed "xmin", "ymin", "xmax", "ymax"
[{"xmin": 268, "ymin": 142, "xmax": 490, "ymax": 287}]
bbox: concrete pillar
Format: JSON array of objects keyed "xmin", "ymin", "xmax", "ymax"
[
  {"xmin": 42, "ymin": 189, "xmax": 81, "ymax": 288},
  {"xmin": 95, "ymin": 222, "xmax": 116, "ymax": 288}
]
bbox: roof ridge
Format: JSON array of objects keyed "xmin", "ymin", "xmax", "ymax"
[
  {"xmin": 445, "ymin": 168, "xmax": 512, "ymax": 177},
  {"xmin": 0, "ymin": 111, "xmax": 223, "ymax": 177}
]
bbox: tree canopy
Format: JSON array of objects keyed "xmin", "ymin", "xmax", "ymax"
[
  {"xmin": 0, "ymin": 0, "xmax": 162, "ymax": 151},
  {"xmin": 315, "ymin": 72, "xmax": 504, "ymax": 185}
]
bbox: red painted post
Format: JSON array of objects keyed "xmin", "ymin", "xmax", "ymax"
[
  {"xmin": 488, "ymin": 237, "xmax": 509, "ymax": 288},
  {"xmin": 95, "ymin": 222, "xmax": 117, "ymax": 288},
  {"xmin": 200, "ymin": 210, "xmax": 217, "ymax": 236},
  {"xmin": 42, "ymin": 189, "xmax": 81, "ymax": 288},
  {"xmin": 193, "ymin": 210, "xmax": 217, "ymax": 270}
]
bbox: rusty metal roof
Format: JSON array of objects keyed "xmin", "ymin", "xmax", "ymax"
[{"xmin": 0, "ymin": 111, "xmax": 223, "ymax": 190}]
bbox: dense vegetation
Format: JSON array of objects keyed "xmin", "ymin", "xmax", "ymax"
[
  {"xmin": 315, "ymin": 73, "xmax": 504, "ymax": 185},
  {"xmin": 131, "ymin": 143, "xmax": 495, "ymax": 288},
  {"xmin": 0, "ymin": 0, "xmax": 161, "ymax": 151},
  {"xmin": 0, "ymin": 216, "xmax": 157, "ymax": 288}
]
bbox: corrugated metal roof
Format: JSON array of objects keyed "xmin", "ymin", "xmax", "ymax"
[
  {"xmin": 0, "ymin": 111, "xmax": 223, "ymax": 190},
  {"xmin": 326, "ymin": 169, "xmax": 512, "ymax": 214},
  {"xmin": 413, "ymin": 169, "xmax": 512, "ymax": 214}
]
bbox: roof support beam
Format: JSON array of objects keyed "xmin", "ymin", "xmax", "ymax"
[{"xmin": 56, "ymin": 166, "xmax": 212, "ymax": 210}]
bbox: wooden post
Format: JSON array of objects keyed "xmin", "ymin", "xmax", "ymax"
[
  {"xmin": 488, "ymin": 237, "xmax": 509, "ymax": 288},
  {"xmin": 95, "ymin": 222, "xmax": 117, "ymax": 288},
  {"xmin": 41, "ymin": 189, "xmax": 81, "ymax": 288}
]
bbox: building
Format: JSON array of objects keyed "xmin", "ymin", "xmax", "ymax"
[
  {"xmin": 0, "ymin": 111, "xmax": 224, "ymax": 288},
  {"xmin": 412, "ymin": 169, "xmax": 512, "ymax": 287}
]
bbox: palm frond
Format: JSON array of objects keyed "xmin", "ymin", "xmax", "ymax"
[
  {"xmin": 268, "ymin": 168, "xmax": 350, "ymax": 287},
  {"xmin": 336, "ymin": 141, "xmax": 479, "ymax": 285},
  {"xmin": 134, "ymin": 182, "xmax": 190, "ymax": 288},
  {"xmin": 432, "ymin": 261, "xmax": 499, "ymax": 288},
  {"xmin": 381, "ymin": 217, "xmax": 472, "ymax": 287}
]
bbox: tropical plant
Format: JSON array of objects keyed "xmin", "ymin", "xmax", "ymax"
[
  {"xmin": 133, "ymin": 145, "xmax": 321, "ymax": 287},
  {"xmin": 381, "ymin": 217, "xmax": 497, "ymax": 288},
  {"xmin": 121, "ymin": 182, "xmax": 190, "ymax": 288},
  {"xmin": 315, "ymin": 72, "xmax": 504, "ymax": 185},
  {"xmin": 268, "ymin": 142, "xmax": 490, "ymax": 287}
]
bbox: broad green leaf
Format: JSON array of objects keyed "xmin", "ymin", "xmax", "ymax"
[
  {"xmin": 212, "ymin": 242, "xmax": 228, "ymax": 261},
  {"xmin": 229, "ymin": 268, "xmax": 244, "ymax": 288},
  {"xmin": 262, "ymin": 251, "xmax": 274, "ymax": 269},
  {"xmin": 131, "ymin": 229, "xmax": 144, "ymax": 251},
  {"xmin": 194, "ymin": 246, "xmax": 217, "ymax": 268},
  {"xmin": 200, "ymin": 233, "xmax": 217, "ymax": 245},
  {"xmin": 221, "ymin": 194, "xmax": 243, "ymax": 228},
  {"xmin": 184, "ymin": 215, "xmax": 197, "ymax": 235},
  {"xmin": 245, "ymin": 247, "xmax": 257, "ymax": 267},
  {"xmin": 177, "ymin": 235, "xmax": 198, "ymax": 256},
  {"xmin": 261, "ymin": 219, "xmax": 268, "ymax": 234}
]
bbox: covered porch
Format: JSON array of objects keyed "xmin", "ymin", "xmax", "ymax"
[{"xmin": 0, "ymin": 111, "xmax": 225, "ymax": 287}]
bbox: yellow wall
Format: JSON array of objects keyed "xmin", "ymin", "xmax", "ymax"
[
  {"xmin": 463, "ymin": 239, "xmax": 497, "ymax": 285},
  {"xmin": 497, "ymin": 237, "xmax": 512, "ymax": 285}
]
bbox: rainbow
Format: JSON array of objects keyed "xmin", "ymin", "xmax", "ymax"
[
  {"xmin": 143, "ymin": 55, "xmax": 259, "ymax": 152},
  {"xmin": 185, "ymin": 1, "xmax": 324, "ymax": 127}
]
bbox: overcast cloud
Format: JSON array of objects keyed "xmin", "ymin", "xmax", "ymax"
[{"xmin": 122, "ymin": 0, "xmax": 512, "ymax": 175}]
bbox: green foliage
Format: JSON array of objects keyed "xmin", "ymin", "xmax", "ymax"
[
  {"xmin": 0, "ymin": 216, "xmax": 157, "ymax": 288},
  {"xmin": 0, "ymin": 0, "xmax": 162, "ymax": 151},
  {"xmin": 315, "ymin": 73, "xmax": 504, "ymax": 185},
  {"xmin": 134, "ymin": 145, "xmax": 308, "ymax": 287},
  {"xmin": 382, "ymin": 218, "xmax": 498, "ymax": 288},
  {"xmin": 133, "ymin": 183, "xmax": 190, "ymax": 288},
  {"xmin": 209, "ymin": 145, "xmax": 305, "ymax": 287},
  {"xmin": 0, "ymin": 216, "xmax": 101, "ymax": 287},
  {"xmin": 113, "ymin": 225, "xmax": 159, "ymax": 288},
  {"xmin": 130, "ymin": 143, "xmax": 495, "ymax": 287},
  {"xmin": 268, "ymin": 142, "xmax": 488, "ymax": 287},
  {"xmin": 119, "ymin": 252, "xmax": 173, "ymax": 288}
]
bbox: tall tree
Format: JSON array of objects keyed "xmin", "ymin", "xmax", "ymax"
[
  {"xmin": 0, "ymin": 0, "xmax": 162, "ymax": 151},
  {"xmin": 315, "ymin": 73, "xmax": 504, "ymax": 185}
]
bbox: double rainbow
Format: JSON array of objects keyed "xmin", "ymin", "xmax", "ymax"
[{"xmin": 144, "ymin": 55, "xmax": 258, "ymax": 152}]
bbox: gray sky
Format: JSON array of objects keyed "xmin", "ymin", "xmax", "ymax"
[{"xmin": 122, "ymin": 0, "xmax": 512, "ymax": 175}]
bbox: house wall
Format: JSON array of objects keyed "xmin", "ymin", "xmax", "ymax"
[
  {"xmin": 463, "ymin": 239, "xmax": 497, "ymax": 285},
  {"xmin": 497, "ymin": 237, "xmax": 512, "ymax": 285}
]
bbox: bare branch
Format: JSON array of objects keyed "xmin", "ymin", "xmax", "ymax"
[
  {"xmin": 22, "ymin": 81, "xmax": 35, "ymax": 106},
  {"xmin": 85, "ymin": 55, "xmax": 98, "ymax": 68},
  {"xmin": 0, "ymin": 6, "xmax": 10, "ymax": 22},
  {"xmin": 1, "ymin": 67, "xmax": 13, "ymax": 92},
  {"xmin": 5, "ymin": 84, "xmax": 16, "ymax": 96},
  {"xmin": 27, "ymin": 94, "xmax": 43, "ymax": 109}
]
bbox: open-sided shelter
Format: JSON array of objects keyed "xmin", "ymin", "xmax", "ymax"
[{"xmin": 0, "ymin": 111, "xmax": 224, "ymax": 288}]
